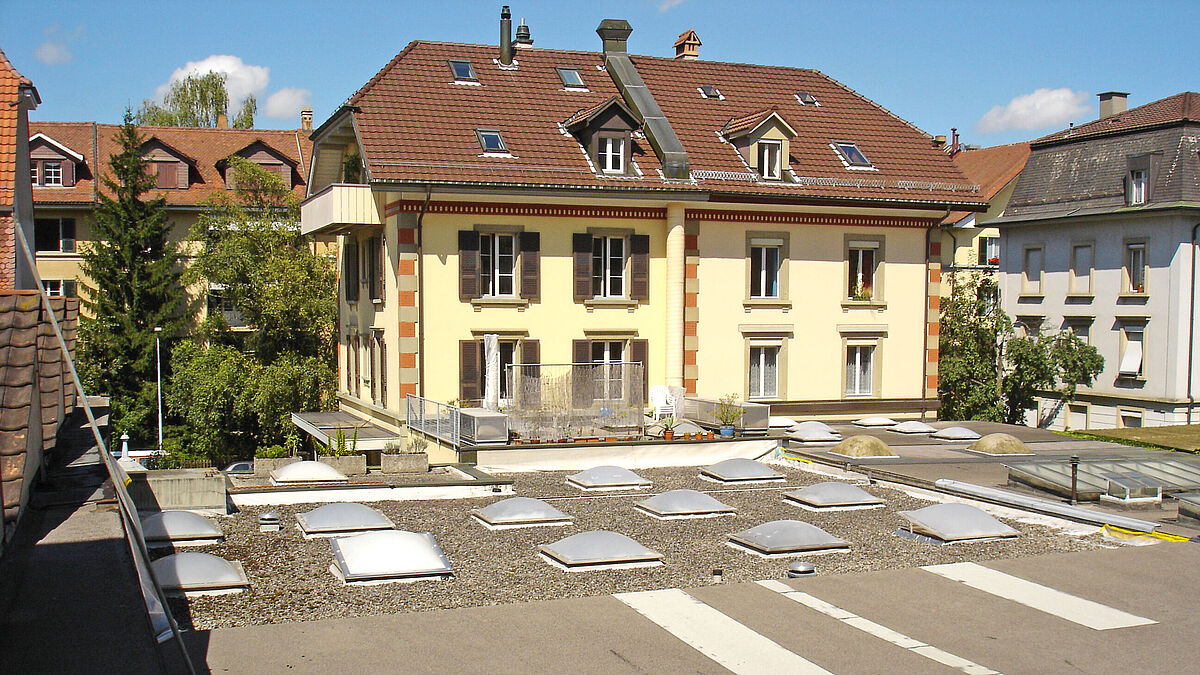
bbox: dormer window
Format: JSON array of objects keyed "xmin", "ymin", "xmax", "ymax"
[
  {"xmin": 699, "ymin": 85, "xmax": 723, "ymax": 100},
  {"xmin": 476, "ymin": 129, "xmax": 508, "ymax": 154},
  {"xmin": 795, "ymin": 92, "xmax": 819, "ymax": 106},
  {"xmin": 598, "ymin": 136, "xmax": 624, "ymax": 174},
  {"xmin": 1129, "ymin": 169, "xmax": 1148, "ymax": 205},
  {"xmin": 834, "ymin": 142, "xmax": 873, "ymax": 168},
  {"xmin": 449, "ymin": 60, "xmax": 478, "ymax": 82},
  {"xmin": 757, "ymin": 140, "xmax": 781, "ymax": 180},
  {"xmin": 42, "ymin": 162, "xmax": 63, "ymax": 186},
  {"xmin": 557, "ymin": 67, "xmax": 586, "ymax": 89}
]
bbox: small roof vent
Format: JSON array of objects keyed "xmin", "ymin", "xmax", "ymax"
[
  {"xmin": 151, "ymin": 552, "xmax": 249, "ymax": 597},
  {"xmin": 897, "ymin": 503, "xmax": 1019, "ymax": 543},
  {"xmin": 567, "ymin": 465, "xmax": 652, "ymax": 491},
  {"xmin": 701, "ymin": 458, "xmax": 785, "ymax": 484},
  {"xmin": 729, "ymin": 520, "xmax": 850, "ymax": 558},
  {"xmin": 271, "ymin": 460, "xmax": 348, "ymax": 484},
  {"xmin": 330, "ymin": 530, "xmax": 454, "ymax": 584},
  {"xmin": 540, "ymin": 530, "xmax": 663, "ymax": 571},
  {"xmin": 472, "ymin": 497, "xmax": 572, "ymax": 529},
  {"xmin": 698, "ymin": 84, "xmax": 723, "ymax": 100},
  {"xmin": 140, "ymin": 511, "xmax": 224, "ymax": 547},
  {"xmin": 635, "ymin": 489, "xmax": 737, "ymax": 519},
  {"xmin": 784, "ymin": 482, "xmax": 885, "ymax": 511},
  {"xmin": 673, "ymin": 29, "xmax": 701, "ymax": 60},
  {"xmin": 794, "ymin": 92, "xmax": 820, "ymax": 106},
  {"xmin": 296, "ymin": 502, "xmax": 394, "ymax": 538}
]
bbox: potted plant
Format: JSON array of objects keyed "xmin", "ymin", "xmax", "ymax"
[
  {"xmin": 851, "ymin": 282, "xmax": 873, "ymax": 302},
  {"xmin": 382, "ymin": 436, "xmax": 429, "ymax": 474},
  {"xmin": 714, "ymin": 394, "xmax": 745, "ymax": 437},
  {"xmin": 317, "ymin": 425, "xmax": 367, "ymax": 475},
  {"xmin": 661, "ymin": 414, "xmax": 679, "ymax": 441}
]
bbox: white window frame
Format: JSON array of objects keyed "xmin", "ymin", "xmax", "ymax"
[
  {"xmin": 591, "ymin": 235, "xmax": 626, "ymax": 298},
  {"xmin": 481, "ymin": 339, "xmax": 518, "ymax": 402},
  {"xmin": 591, "ymin": 340, "xmax": 624, "ymax": 401},
  {"xmin": 598, "ymin": 136, "xmax": 624, "ymax": 174},
  {"xmin": 845, "ymin": 343, "xmax": 874, "ymax": 397},
  {"xmin": 757, "ymin": 140, "xmax": 782, "ymax": 180},
  {"xmin": 30, "ymin": 163, "xmax": 38, "ymax": 185},
  {"xmin": 479, "ymin": 232, "xmax": 517, "ymax": 297},
  {"xmin": 42, "ymin": 280, "xmax": 62, "ymax": 296},
  {"xmin": 1118, "ymin": 408, "xmax": 1144, "ymax": 429},
  {"xmin": 978, "ymin": 236, "xmax": 999, "ymax": 266},
  {"xmin": 748, "ymin": 344, "xmax": 780, "ymax": 399},
  {"xmin": 1129, "ymin": 169, "xmax": 1148, "ymax": 205},
  {"xmin": 1118, "ymin": 325, "xmax": 1144, "ymax": 378},
  {"xmin": 1022, "ymin": 246, "xmax": 1043, "ymax": 294},
  {"xmin": 42, "ymin": 161, "xmax": 62, "ymax": 186},
  {"xmin": 1125, "ymin": 242, "xmax": 1147, "ymax": 294},
  {"xmin": 749, "ymin": 243, "xmax": 781, "ymax": 299},
  {"xmin": 847, "ymin": 241, "xmax": 878, "ymax": 300}
]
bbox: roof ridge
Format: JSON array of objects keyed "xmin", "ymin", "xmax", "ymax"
[{"xmin": 812, "ymin": 70, "xmax": 932, "ymax": 140}]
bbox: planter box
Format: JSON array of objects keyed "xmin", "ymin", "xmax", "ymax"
[
  {"xmin": 253, "ymin": 457, "xmax": 300, "ymax": 477},
  {"xmin": 318, "ymin": 454, "xmax": 367, "ymax": 476},
  {"xmin": 382, "ymin": 452, "xmax": 429, "ymax": 474}
]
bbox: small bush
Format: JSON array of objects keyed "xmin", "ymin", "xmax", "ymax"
[{"xmin": 255, "ymin": 444, "xmax": 288, "ymax": 459}]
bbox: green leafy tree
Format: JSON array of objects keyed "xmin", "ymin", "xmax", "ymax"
[
  {"xmin": 939, "ymin": 274, "xmax": 1104, "ymax": 426},
  {"xmin": 137, "ymin": 71, "xmax": 256, "ymax": 129},
  {"xmin": 78, "ymin": 111, "xmax": 188, "ymax": 441},
  {"xmin": 167, "ymin": 157, "xmax": 336, "ymax": 464}
]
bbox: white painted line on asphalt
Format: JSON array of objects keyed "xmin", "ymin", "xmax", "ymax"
[
  {"xmin": 614, "ymin": 588, "xmax": 831, "ymax": 675},
  {"xmin": 757, "ymin": 579, "xmax": 998, "ymax": 675},
  {"xmin": 921, "ymin": 562, "xmax": 1157, "ymax": 630}
]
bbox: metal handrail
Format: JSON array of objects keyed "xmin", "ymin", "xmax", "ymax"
[{"xmin": 405, "ymin": 394, "xmax": 462, "ymax": 447}]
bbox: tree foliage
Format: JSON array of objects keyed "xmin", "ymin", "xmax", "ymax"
[
  {"xmin": 939, "ymin": 274, "xmax": 1104, "ymax": 426},
  {"xmin": 167, "ymin": 157, "xmax": 337, "ymax": 464},
  {"xmin": 77, "ymin": 111, "xmax": 188, "ymax": 441},
  {"xmin": 137, "ymin": 71, "xmax": 255, "ymax": 128}
]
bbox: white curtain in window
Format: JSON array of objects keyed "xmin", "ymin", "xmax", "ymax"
[{"xmin": 483, "ymin": 334, "xmax": 500, "ymax": 410}]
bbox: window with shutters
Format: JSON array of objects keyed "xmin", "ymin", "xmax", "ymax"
[
  {"xmin": 30, "ymin": 164, "xmax": 37, "ymax": 185},
  {"xmin": 461, "ymin": 337, "xmax": 540, "ymax": 406},
  {"xmin": 42, "ymin": 162, "xmax": 63, "ymax": 186},
  {"xmin": 41, "ymin": 280, "xmax": 77, "ymax": 297},
  {"xmin": 573, "ymin": 232, "xmax": 648, "ymax": 304},
  {"xmin": 378, "ymin": 337, "xmax": 387, "ymax": 408},
  {"xmin": 1118, "ymin": 324, "xmax": 1145, "ymax": 379},
  {"xmin": 977, "ymin": 236, "xmax": 999, "ymax": 266},
  {"xmin": 591, "ymin": 340, "xmax": 625, "ymax": 401},
  {"xmin": 352, "ymin": 336, "xmax": 362, "ymax": 398},
  {"xmin": 460, "ymin": 229, "xmax": 539, "ymax": 303},
  {"xmin": 34, "ymin": 218, "xmax": 76, "ymax": 253},
  {"xmin": 480, "ymin": 340, "xmax": 518, "ymax": 400},
  {"xmin": 756, "ymin": 140, "xmax": 781, "ymax": 180}
]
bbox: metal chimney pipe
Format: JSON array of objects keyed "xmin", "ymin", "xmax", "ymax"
[{"xmin": 500, "ymin": 6, "xmax": 513, "ymax": 65}]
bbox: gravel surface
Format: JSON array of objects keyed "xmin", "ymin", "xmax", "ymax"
[{"xmin": 167, "ymin": 465, "xmax": 1105, "ymax": 629}]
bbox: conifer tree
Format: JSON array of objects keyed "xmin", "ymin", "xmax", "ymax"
[{"xmin": 78, "ymin": 110, "xmax": 189, "ymax": 441}]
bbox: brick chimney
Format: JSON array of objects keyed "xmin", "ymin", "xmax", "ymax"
[
  {"xmin": 674, "ymin": 30, "xmax": 701, "ymax": 60},
  {"xmin": 1098, "ymin": 91, "xmax": 1129, "ymax": 119},
  {"xmin": 216, "ymin": 113, "xmax": 229, "ymax": 129},
  {"xmin": 300, "ymin": 106, "xmax": 313, "ymax": 132}
]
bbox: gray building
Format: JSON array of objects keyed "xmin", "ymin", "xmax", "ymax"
[{"xmin": 997, "ymin": 91, "xmax": 1200, "ymax": 429}]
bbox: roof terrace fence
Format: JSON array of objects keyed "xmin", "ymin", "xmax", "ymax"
[{"xmin": 506, "ymin": 362, "xmax": 644, "ymax": 442}]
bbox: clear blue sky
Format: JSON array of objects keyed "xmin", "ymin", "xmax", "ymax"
[{"xmin": 3, "ymin": 0, "xmax": 1196, "ymax": 147}]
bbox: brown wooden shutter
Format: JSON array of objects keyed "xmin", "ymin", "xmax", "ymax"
[
  {"xmin": 629, "ymin": 338, "xmax": 649, "ymax": 400},
  {"xmin": 62, "ymin": 160, "xmax": 75, "ymax": 187},
  {"xmin": 459, "ymin": 230, "xmax": 480, "ymax": 299},
  {"xmin": 460, "ymin": 340, "xmax": 481, "ymax": 404},
  {"xmin": 519, "ymin": 231, "xmax": 540, "ymax": 300},
  {"xmin": 156, "ymin": 163, "xmax": 172, "ymax": 189},
  {"xmin": 521, "ymin": 339, "xmax": 540, "ymax": 406},
  {"xmin": 571, "ymin": 339, "xmax": 591, "ymax": 407},
  {"xmin": 379, "ymin": 337, "xmax": 387, "ymax": 408},
  {"xmin": 369, "ymin": 235, "xmax": 383, "ymax": 301},
  {"xmin": 630, "ymin": 234, "xmax": 650, "ymax": 302},
  {"xmin": 344, "ymin": 239, "xmax": 360, "ymax": 302},
  {"xmin": 572, "ymin": 233, "xmax": 592, "ymax": 302},
  {"xmin": 176, "ymin": 162, "xmax": 188, "ymax": 189}
]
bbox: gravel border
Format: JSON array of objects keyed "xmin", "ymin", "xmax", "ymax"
[{"xmin": 167, "ymin": 465, "xmax": 1104, "ymax": 629}]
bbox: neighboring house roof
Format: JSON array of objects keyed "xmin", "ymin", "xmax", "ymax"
[
  {"xmin": 0, "ymin": 47, "xmax": 31, "ymax": 211},
  {"xmin": 1034, "ymin": 92, "xmax": 1200, "ymax": 146},
  {"xmin": 336, "ymin": 41, "xmax": 983, "ymax": 208},
  {"xmin": 29, "ymin": 122, "xmax": 313, "ymax": 208},
  {"xmin": 942, "ymin": 142, "xmax": 1030, "ymax": 225}
]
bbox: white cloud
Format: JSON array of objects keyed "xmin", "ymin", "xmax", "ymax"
[
  {"xmin": 975, "ymin": 88, "xmax": 1091, "ymax": 134},
  {"xmin": 153, "ymin": 55, "xmax": 270, "ymax": 108},
  {"xmin": 658, "ymin": 0, "xmax": 688, "ymax": 11},
  {"xmin": 34, "ymin": 41, "xmax": 71, "ymax": 65},
  {"xmin": 263, "ymin": 87, "xmax": 312, "ymax": 120}
]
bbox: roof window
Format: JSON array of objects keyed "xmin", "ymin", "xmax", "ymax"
[
  {"xmin": 795, "ymin": 92, "xmax": 820, "ymax": 106},
  {"xmin": 834, "ymin": 142, "xmax": 873, "ymax": 168},
  {"xmin": 448, "ymin": 60, "xmax": 478, "ymax": 82},
  {"xmin": 557, "ymin": 67, "xmax": 587, "ymax": 89},
  {"xmin": 699, "ymin": 85, "xmax": 723, "ymax": 100},
  {"xmin": 476, "ymin": 129, "xmax": 508, "ymax": 154}
]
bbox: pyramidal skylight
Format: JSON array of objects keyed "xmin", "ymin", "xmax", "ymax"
[
  {"xmin": 635, "ymin": 490, "xmax": 736, "ymax": 519},
  {"xmin": 152, "ymin": 552, "xmax": 249, "ymax": 597},
  {"xmin": 296, "ymin": 502, "xmax": 394, "ymax": 538},
  {"xmin": 566, "ymin": 466, "xmax": 652, "ymax": 491},
  {"xmin": 728, "ymin": 520, "xmax": 850, "ymax": 557},
  {"xmin": 784, "ymin": 482, "xmax": 885, "ymax": 511},
  {"xmin": 897, "ymin": 503, "xmax": 1019, "ymax": 543},
  {"xmin": 330, "ymin": 530, "xmax": 454, "ymax": 585},
  {"xmin": 141, "ymin": 511, "xmax": 224, "ymax": 547},
  {"xmin": 472, "ymin": 497, "xmax": 572, "ymax": 529},
  {"xmin": 540, "ymin": 530, "xmax": 663, "ymax": 571},
  {"xmin": 701, "ymin": 458, "xmax": 784, "ymax": 484}
]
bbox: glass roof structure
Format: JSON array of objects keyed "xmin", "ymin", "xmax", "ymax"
[
  {"xmin": 728, "ymin": 520, "xmax": 850, "ymax": 557},
  {"xmin": 930, "ymin": 426, "xmax": 981, "ymax": 441},
  {"xmin": 296, "ymin": 503, "xmax": 395, "ymax": 538},
  {"xmin": 853, "ymin": 416, "xmax": 897, "ymax": 427},
  {"xmin": 151, "ymin": 552, "xmax": 249, "ymax": 596},
  {"xmin": 271, "ymin": 461, "xmax": 348, "ymax": 484},
  {"xmin": 1178, "ymin": 493, "xmax": 1200, "ymax": 523},
  {"xmin": 701, "ymin": 458, "xmax": 784, "ymax": 483},
  {"xmin": 540, "ymin": 531, "xmax": 663, "ymax": 571},
  {"xmin": 897, "ymin": 503, "xmax": 1019, "ymax": 542},
  {"xmin": 1007, "ymin": 458, "xmax": 1200, "ymax": 501},
  {"xmin": 472, "ymin": 497, "xmax": 572, "ymax": 529},
  {"xmin": 140, "ymin": 511, "xmax": 224, "ymax": 546},
  {"xmin": 890, "ymin": 420, "xmax": 937, "ymax": 434},
  {"xmin": 635, "ymin": 490, "xmax": 737, "ymax": 519},
  {"xmin": 330, "ymin": 530, "xmax": 454, "ymax": 584},
  {"xmin": 784, "ymin": 482, "xmax": 885, "ymax": 510},
  {"xmin": 566, "ymin": 466, "xmax": 652, "ymax": 491}
]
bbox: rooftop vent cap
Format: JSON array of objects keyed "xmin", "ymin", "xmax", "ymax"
[
  {"xmin": 300, "ymin": 106, "xmax": 313, "ymax": 132},
  {"xmin": 1098, "ymin": 91, "xmax": 1129, "ymax": 119},
  {"xmin": 515, "ymin": 18, "xmax": 533, "ymax": 48},
  {"xmin": 499, "ymin": 6, "xmax": 514, "ymax": 66},
  {"xmin": 674, "ymin": 29, "xmax": 701, "ymax": 60},
  {"xmin": 258, "ymin": 512, "xmax": 280, "ymax": 532},
  {"xmin": 596, "ymin": 19, "xmax": 633, "ymax": 54},
  {"xmin": 787, "ymin": 561, "xmax": 816, "ymax": 577}
]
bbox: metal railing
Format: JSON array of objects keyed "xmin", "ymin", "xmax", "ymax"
[{"xmin": 405, "ymin": 394, "xmax": 462, "ymax": 447}]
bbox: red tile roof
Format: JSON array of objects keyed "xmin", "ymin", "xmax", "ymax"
[
  {"xmin": 341, "ymin": 41, "xmax": 984, "ymax": 208},
  {"xmin": 0, "ymin": 47, "xmax": 27, "ymax": 211},
  {"xmin": 1034, "ymin": 92, "xmax": 1200, "ymax": 146},
  {"xmin": 953, "ymin": 142, "xmax": 1030, "ymax": 201},
  {"xmin": 29, "ymin": 122, "xmax": 312, "ymax": 207}
]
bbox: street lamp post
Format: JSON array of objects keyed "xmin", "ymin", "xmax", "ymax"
[{"xmin": 154, "ymin": 326, "xmax": 163, "ymax": 453}]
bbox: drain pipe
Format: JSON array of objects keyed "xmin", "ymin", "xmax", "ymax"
[
  {"xmin": 1188, "ymin": 222, "xmax": 1200, "ymax": 424},
  {"xmin": 416, "ymin": 185, "xmax": 432, "ymax": 397}
]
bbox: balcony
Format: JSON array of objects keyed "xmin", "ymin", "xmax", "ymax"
[{"xmin": 301, "ymin": 184, "xmax": 380, "ymax": 236}]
